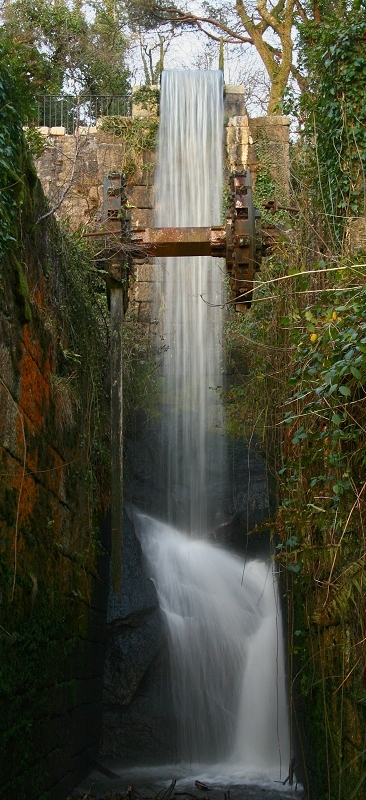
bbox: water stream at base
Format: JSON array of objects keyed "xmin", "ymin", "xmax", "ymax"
[{"xmin": 134, "ymin": 70, "xmax": 290, "ymax": 786}]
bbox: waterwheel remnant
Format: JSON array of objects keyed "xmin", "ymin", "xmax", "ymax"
[
  {"xmin": 95, "ymin": 168, "xmax": 296, "ymax": 312},
  {"xmin": 131, "ymin": 169, "xmax": 262, "ymax": 311}
]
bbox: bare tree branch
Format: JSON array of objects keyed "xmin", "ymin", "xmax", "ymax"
[{"xmin": 151, "ymin": 6, "xmax": 254, "ymax": 44}]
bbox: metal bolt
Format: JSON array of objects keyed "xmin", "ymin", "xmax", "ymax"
[{"xmin": 237, "ymin": 235, "xmax": 250, "ymax": 247}]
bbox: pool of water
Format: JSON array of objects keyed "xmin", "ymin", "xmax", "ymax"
[{"xmin": 72, "ymin": 761, "xmax": 303, "ymax": 800}]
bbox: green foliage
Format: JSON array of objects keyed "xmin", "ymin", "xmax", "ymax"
[
  {"xmin": 0, "ymin": 36, "xmax": 39, "ymax": 120},
  {"xmin": 24, "ymin": 127, "xmax": 48, "ymax": 159},
  {"xmin": 133, "ymin": 84, "xmax": 160, "ymax": 111},
  {"xmin": 0, "ymin": 0, "xmax": 131, "ymax": 102},
  {"xmin": 0, "ymin": 583, "xmax": 77, "ymax": 798},
  {"xmin": 122, "ymin": 310, "xmax": 160, "ymax": 436},
  {"xmin": 46, "ymin": 226, "xmax": 111, "ymax": 507},
  {"xmin": 99, "ymin": 115, "xmax": 158, "ymax": 175},
  {"xmin": 297, "ymin": 11, "xmax": 366, "ymax": 241},
  {"xmin": 224, "ymin": 244, "xmax": 366, "ymax": 797},
  {"xmin": 223, "ymin": 252, "xmax": 292, "ymax": 449},
  {"xmin": 0, "ymin": 56, "xmax": 23, "ymax": 259}
]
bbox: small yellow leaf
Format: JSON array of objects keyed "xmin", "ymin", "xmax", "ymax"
[
  {"xmin": 310, "ymin": 333, "xmax": 318, "ymax": 343},
  {"xmin": 332, "ymin": 311, "xmax": 337, "ymax": 320}
]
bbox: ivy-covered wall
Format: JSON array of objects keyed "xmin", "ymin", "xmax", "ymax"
[
  {"xmin": 0, "ymin": 63, "xmax": 110, "ymax": 800},
  {"xmin": 224, "ymin": 165, "xmax": 366, "ymax": 799}
]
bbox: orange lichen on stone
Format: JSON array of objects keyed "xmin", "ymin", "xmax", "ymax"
[
  {"xmin": 30, "ymin": 275, "xmax": 45, "ymax": 310},
  {"xmin": 19, "ymin": 328, "xmax": 50, "ymax": 431},
  {"xmin": 22, "ymin": 325, "xmax": 50, "ymax": 378}
]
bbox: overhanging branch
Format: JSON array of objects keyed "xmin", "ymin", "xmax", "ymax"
[{"xmin": 149, "ymin": 5, "xmax": 254, "ymax": 44}]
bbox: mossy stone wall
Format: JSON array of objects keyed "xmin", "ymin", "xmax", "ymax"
[{"xmin": 0, "ymin": 137, "xmax": 110, "ymax": 800}]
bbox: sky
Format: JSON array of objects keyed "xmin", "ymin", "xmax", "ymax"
[{"xmin": 128, "ymin": 27, "xmax": 271, "ymax": 116}]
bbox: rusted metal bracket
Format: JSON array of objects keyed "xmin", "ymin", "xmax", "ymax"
[
  {"xmin": 129, "ymin": 170, "xmax": 262, "ymax": 311},
  {"xmin": 98, "ymin": 169, "xmax": 288, "ymax": 313},
  {"xmin": 225, "ymin": 170, "xmax": 262, "ymax": 311},
  {"xmin": 101, "ymin": 171, "xmax": 131, "ymax": 314},
  {"xmin": 263, "ymin": 199, "xmax": 299, "ymax": 215}
]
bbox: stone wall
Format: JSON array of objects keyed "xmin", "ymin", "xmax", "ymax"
[
  {"xmin": 224, "ymin": 87, "xmax": 290, "ymax": 191},
  {"xmin": 226, "ymin": 114, "xmax": 290, "ymax": 196},
  {"xmin": 0, "ymin": 143, "xmax": 110, "ymax": 800},
  {"xmin": 35, "ymin": 89, "xmax": 290, "ymax": 328},
  {"xmin": 36, "ymin": 129, "xmax": 156, "ymax": 328}
]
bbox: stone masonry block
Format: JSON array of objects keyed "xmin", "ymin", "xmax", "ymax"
[
  {"xmin": 135, "ymin": 263, "xmax": 155, "ymax": 282},
  {"xmin": 249, "ymin": 117, "xmax": 290, "ymax": 144},
  {"xmin": 50, "ymin": 126, "xmax": 65, "ymax": 136},
  {"xmin": 126, "ymin": 185, "xmax": 154, "ymax": 209},
  {"xmin": 134, "ymin": 282, "xmax": 154, "ymax": 303},
  {"xmin": 143, "ymin": 149, "xmax": 157, "ymax": 166},
  {"xmin": 347, "ymin": 217, "xmax": 366, "ymax": 251},
  {"xmin": 130, "ymin": 208, "xmax": 153, "ymax": 229},
  {"xmin": 128, "ymin": 163, "xmax": 155, "ymax": 187},
  {"xmin": 96, "ymin": 144, "xmax": 124, "ymax": 174},
  {"xmin": 96, "ymin": 131, "xmax": 123, "ymax": 144},
  {"xmin": 224, "ymin": 86, "xmax": 247, "ymax": 117},
  {"xmin": 252, "ymin": 115, "xmax": 290, "ymax": 126},
  {"xmin": 138, "ymin": 301, "xmax": 153, "ymax": 323},
  {"xmin": 78, "ymin": 127, "xmax": 90, "ymax": 135}
]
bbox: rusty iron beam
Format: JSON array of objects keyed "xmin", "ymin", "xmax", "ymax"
[{"xmin": 131, "ymin": 226, "xmax": 226, "ymax": 258}]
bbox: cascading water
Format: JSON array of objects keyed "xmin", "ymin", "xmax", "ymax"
[
  {"xmin": 154, "ymin": 70, "xmax": 226, "ymax": 534},
  {"xmin": 134, "ymin": 70, "xmax": 291, "ymax": 785},
  {"xmin": 135, "ymin": 513, "xmax": 290, "ymax": 780}
]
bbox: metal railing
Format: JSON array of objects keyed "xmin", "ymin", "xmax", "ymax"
[{"xmin": 35, "ymin": 95, "xmax": 132, "ymax": 133}]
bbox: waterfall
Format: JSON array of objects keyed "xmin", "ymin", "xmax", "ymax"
[
  {"xmin": 134, "ymin": 70, "xmax": 291, "ymax": 784},
  {"xmin": 154, "ymin": 70, "xmax": 226, "ymax": 534},
  {"xmin": 135, "ymin": 513, "xmax": 290, "ymax": 779}
]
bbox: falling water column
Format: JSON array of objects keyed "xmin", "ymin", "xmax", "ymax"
[{"xmin": 155, "ymin": 70, "xmax": 226, "ymax": 534}]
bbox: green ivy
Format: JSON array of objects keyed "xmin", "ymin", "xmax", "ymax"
[
  {"xmin": 298, "ymin": 13, "xmax": 366, "ymax": 239},
  {"xmin": 132, "ymin": 84, "xmax": 160, "ymax": 112},
  {"xmin": 282, "ymin": 262, "xmax": 366, "ymax": 525},
  {"xmin": 0, "ymin": 57, "xmax": 23, "ymax": 259},
  {"xmin": 99, "ymin": 115, "xmax": 158, "ymax": 176}
]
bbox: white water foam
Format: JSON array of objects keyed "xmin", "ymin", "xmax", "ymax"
[{"xmin": 135, "ymin": 513, "xmax": 290, "ymax": 782}]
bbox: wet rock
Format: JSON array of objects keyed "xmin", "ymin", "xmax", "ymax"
[
  {"xmin": 103, "ymin": 606, "xmax": 163, "ymax": 707},
  {"xmin": 101, "ymin": 511, "xmax": 174, "ymax": 762}
]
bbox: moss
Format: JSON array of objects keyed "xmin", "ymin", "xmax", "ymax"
[
  {"xmin": 25, "ymin": 159, "xmax": 38, "ymax": 190},
  {"xmin": 10, "ymin": 255, "xmax": 32, "ymax": 323},
  {"xmin": 0, "ymin": 81, "xmax": 110, "ymax": 798},
  {"xmin": 0, "ymin": 587, "xmax": 78, "ymax": 799}
]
